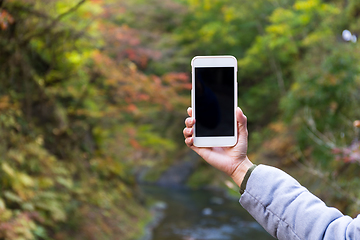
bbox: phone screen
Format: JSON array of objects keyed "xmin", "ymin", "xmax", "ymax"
[{"xmin": 194, "ymin": 67, "xmax": 235, "ymax": 137}]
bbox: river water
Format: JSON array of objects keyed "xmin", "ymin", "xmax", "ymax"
[{"xmin": 142, "ymin": 185, "xmax": 274, "ymax": 240}]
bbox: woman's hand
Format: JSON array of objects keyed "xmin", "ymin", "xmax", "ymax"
[{"xmin": 183, "ymin": 107, "xmax": 253, "ymax": 187}]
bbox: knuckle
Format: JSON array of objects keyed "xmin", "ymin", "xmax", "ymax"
[{"xmin": 185, "ymin": 117, "xmax": 190, "ymax": 125}]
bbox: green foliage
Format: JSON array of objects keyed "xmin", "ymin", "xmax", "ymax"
[
  {"xmin": 279, "ymin": 1, "xmax": 360, "ymax": 156},
  {"xmin": 0, "ymin": 0, "xmax": 188, "ymax": 238},
  {"xmin": 245, "ymin": 0, "xmax": 360, "ymax": 213}
]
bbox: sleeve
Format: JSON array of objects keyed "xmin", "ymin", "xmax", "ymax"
[{"xmin": 239, "ymin": 164, "xmax": 360, "ymax": 240}]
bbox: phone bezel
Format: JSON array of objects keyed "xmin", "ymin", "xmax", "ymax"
[{"xmin": 191, "ymin": 56, "xmax": 238, "ymax": 147}]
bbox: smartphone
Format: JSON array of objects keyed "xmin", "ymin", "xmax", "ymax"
[{"xmin": 191, "ymin": 56, "xmax": 238, "ymax": 147}]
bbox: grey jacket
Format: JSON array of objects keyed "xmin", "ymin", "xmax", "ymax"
[{"xmin": 239, "ymin": 165, "xmax": 360, "ymax": 240}]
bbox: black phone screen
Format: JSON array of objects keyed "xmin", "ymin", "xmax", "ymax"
[{"xmin": 194, "ymin": 67, "xmax": 235, "ymax": 137}]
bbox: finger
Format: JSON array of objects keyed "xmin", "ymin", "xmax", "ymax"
[
  {"xmin": 185, "ymin": 136, "xmax": 194, "ymax": 147},
  {"xmin": 183, "ymin": 127, "xmax": 193, "ymax": 138},
  {"xmin": 185, "ymin": 117, "xmax": 195, "ymax": 128},
  {"xmin": 187, "ymin": 107, "xmax": 193, "ymax": 117}
]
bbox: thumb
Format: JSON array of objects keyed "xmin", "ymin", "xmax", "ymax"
[{"xmin": 236, "ymin": 107, "xmax": 248, "ymax": 145}]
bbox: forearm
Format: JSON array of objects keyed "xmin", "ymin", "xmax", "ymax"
[{"xmin": 240, "ymin": 165, "xmax": 360, "ymax": 240}]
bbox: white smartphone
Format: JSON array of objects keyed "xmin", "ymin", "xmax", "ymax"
[{"xmin": 191, "ymin": 55, "xmax": 238, "ymax": 147}]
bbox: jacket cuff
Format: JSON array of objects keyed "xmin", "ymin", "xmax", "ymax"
[{"xmin": 240, "ymin": 164, "xmax": 257, "ymax": 194}]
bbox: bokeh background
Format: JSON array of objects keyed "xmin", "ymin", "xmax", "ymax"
[{"xmin": 1, "ymin": 0, "xmax": 360, "ymax": 239}]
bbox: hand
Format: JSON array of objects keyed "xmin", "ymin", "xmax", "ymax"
[{"xmin": 183, "ymin": 107, "xmax": 253, "ymax": 187}]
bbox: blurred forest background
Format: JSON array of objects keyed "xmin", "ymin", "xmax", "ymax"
[{"xmin": 1, "ymin": 0, "xmax": 360, "ymax": 239}]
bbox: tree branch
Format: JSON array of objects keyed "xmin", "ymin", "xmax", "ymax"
[
  {"xmin": 9, "ymin": 5, "xmax": 52, "ymax": 20},
  {"xmin": 22, "ymin": 0, "xmax": 86, "ymax": 43},
  {"xmin": 55, "ymin": 0, "xmax": 86, "ymax": 22}
]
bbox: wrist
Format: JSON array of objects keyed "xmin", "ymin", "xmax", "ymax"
[{"xmin": 230, "ymin": 157, "xmax": 253, "ymax": 188}]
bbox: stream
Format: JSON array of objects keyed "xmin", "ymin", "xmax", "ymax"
[{"xmin": 141, "ymin": 185, "xmax": 274, "ymax": 240}]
